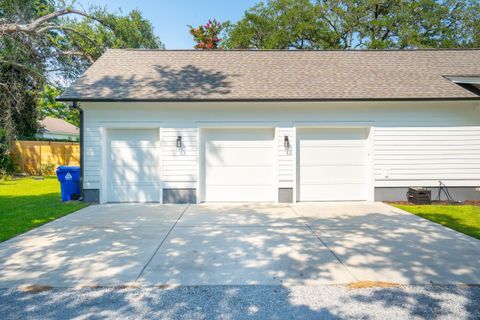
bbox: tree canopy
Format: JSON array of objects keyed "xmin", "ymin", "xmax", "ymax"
[
  {"xmin": 222, "ymin": 0, "xmax": 480, "ymax": 49},
  {"xmin": 0, "ymin": 0, "xmax": 162, "ymax": 150}
]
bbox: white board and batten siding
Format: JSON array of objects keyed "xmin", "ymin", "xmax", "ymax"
[{"xmin": 374, "ymin": 126, "xmax": 480, "ymax": 187}]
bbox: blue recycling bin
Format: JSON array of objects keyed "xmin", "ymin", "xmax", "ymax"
[{"xmin": 56, "ymin": 166, "xmax": 81, "ymax": 201}]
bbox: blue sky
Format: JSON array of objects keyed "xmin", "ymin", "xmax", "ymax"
[{"xmin": 75, "ymin": 0, "xmax": 258, "ymax": 49}]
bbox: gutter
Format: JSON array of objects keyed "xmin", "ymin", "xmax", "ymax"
[
  {"xmin": 56, "ymin": 97, "xmax": 480, "ymax": 103},
  {"xmin": 71, "ymin": 101, "xmax": 84, "ymax": 201}
]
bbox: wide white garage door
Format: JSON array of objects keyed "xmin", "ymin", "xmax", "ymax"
[
  {"xmin": 107, "ymin": 129, "xmax": 160, "ymax": 202},
  {"xmin": 298, "ymin": 128, "xmax": 369, "ymax": 201},
  {"xmin": 204, "ymin": 128, "xmax": 275, "ymax": 202}
]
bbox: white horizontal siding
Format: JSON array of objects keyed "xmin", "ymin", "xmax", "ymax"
[
  {"xmin": 277, "ymin": 127, "xmax": 295, "ymax": 188},
  {"xmin": 81, "ymin": 101, "xmax": 480, "ymax": 194},
  {"xmin": 161, "ymin": 128, "xmax": 197, "ymax": 185},
  {"xmin": 83, "ymin": 126, "xmax": 101, "ymax": 189},
  {"xmin": 374, "ymin": 127, "xmax": 480, "ymax": 186}
]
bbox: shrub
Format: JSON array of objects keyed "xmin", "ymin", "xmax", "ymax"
[{"xmin": 0, "ymin": 128, "xmax": 14, "ymax": 177}]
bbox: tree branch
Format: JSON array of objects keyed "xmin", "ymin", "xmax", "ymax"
[{"xmin": 0, "ymin": 8, "xmax": 98, "ymax": 36}]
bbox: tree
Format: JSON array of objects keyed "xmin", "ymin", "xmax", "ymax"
[
  {"xmin": 39, "ymin": 85, "xmax": 79, "ymax": 126},
  {"xmin": 189, "ymin": 19, "xmax": 226, "ymax": 49},
  {"xmin": 0, "ymin": 0, "xmax": 162, "ymax": 172},
  {"xmin": 222, "ymin": 0, "xmax": 480, "ymax": 49}
]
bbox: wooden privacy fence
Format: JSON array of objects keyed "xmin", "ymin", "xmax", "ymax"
[{"xmin": 11, "ymin": 141, "xmax": 80, "ymax": 175}]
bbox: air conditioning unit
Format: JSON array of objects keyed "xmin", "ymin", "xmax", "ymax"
[{"xmin": 407, "ymin": 187, "xmax": 431, "ymax": 204}]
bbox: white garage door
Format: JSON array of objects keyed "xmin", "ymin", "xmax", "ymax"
[
  {"xmin": 107, "ymin": 129, "xmax": 160, "ymax": 202},
  {"xmin": 204, "ymin": 128, "xmax": 275, "ymax": 202},
  {"xmin": 298, "ymin": 128, "xmax": 369, "ymax": 201}
]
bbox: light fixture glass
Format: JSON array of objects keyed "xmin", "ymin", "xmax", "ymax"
[
  {"xmin": 284, "ymin": 136, "xmax": 290, "ymax": 148},
  {"xmin": 176, "ymin": 136, "xmax": 182, "ymax": 148}
]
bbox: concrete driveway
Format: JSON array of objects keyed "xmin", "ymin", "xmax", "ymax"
[{"xmin": 0, "ymin": 202, "xmax": 479, "ymax": 288}]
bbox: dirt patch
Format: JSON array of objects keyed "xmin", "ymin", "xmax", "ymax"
[
  {"xmin": 19, "ymin": 285, "xmax": 54, "ymax": 293},
  {"xmin": 346, "ymin": 281, "xmax": 399, "ymax": 290},
  {"xmin": 113, "ymin": 284, "xmax": 141, "ymax": 290}
]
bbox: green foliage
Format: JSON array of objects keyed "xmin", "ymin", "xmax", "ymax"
[
  {"xmin": 39, "ymin": 85, "xmax": 79, "ymax": 126},
  {"xmin": 0, "ymin": 176, "xmax": 88, "ymax": 242},
  {"xmin": 394, "ymin": 204, "xmax": 480, "ymax": 240},
  {"xmin": 189, "ymin": 19, "xmax": 226, "ymax": 49},
  {"xmin": 0, "ymin": 128, "xmax": 14, "ymax": 176},
  {"xmin": 39, "ymin": 162, "xmax": 55, "ymax": 175},
  {"xmin": 0, "ymin": 1, "xmax": 163, "ymax": 145},
  {"xmin": 60, "ymin": 7, "xmax": 164, "ymax": 70},
  {"xmin": 223, "ymin": 0, "xmax": 480, "ymax": 49}
]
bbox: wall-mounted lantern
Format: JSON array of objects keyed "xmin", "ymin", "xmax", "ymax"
[
  {"xmin": 284, "ymin": 136, "xmax": 290, "ymax": 148},
  {"xmin": 176, "ymin": 136, "xmax": 182, "ymax": 148}
]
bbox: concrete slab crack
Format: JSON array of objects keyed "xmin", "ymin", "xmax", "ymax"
[{"xmin": 135, "ymin": 204, "xmax": 190, "ymax": 282}]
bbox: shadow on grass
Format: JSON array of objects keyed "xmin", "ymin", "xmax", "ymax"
[
  {"xmin": 412, "ymin": 212, "xmax": 480, "ymax": 240},
  {"xmin": 0, "ymin": 193, "xmax": 87, "ymax": 242},
  {"xmin": 394, "ymin": 205, "xmax": 480, "ymax": 240}
]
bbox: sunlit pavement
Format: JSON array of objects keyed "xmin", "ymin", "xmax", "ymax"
[{"xmin": 0, "ymin": 202, "xmax": 479, "ymax": 288}]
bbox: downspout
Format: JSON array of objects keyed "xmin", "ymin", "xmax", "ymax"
[{"xmin": 72, "ymin": 101, "xmax": 84, "ymax": 200}]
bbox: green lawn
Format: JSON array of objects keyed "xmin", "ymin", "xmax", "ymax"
[
  {"xmin": 392, "ymin": 204, "xmax": 480, "ymax": 240},
  {"xmin": 0, "ymin": 176, "xmax": 88, "ymax": 242}
]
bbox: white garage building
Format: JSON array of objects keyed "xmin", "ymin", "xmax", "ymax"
[{"xmin": 58, "ymin": 49, "xmax": 480, "ymax": 203}]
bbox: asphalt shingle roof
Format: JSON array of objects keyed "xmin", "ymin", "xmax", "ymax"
[{"xmin": 58, "ymin": 49, "xmax": 480, "ymax": 101}]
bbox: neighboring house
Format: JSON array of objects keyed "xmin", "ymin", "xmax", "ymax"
[
  {"xmin": 38, "ymin": 116, "xmax": 79, "ymax": 141},
  {"xmin": 58, "ymin": 49, "xmax": 480, "ymax": 204}
]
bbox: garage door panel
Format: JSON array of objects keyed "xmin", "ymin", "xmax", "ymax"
[
  {"xmin": 108, "ymin": 129, "xmax": 160, "ymax": 202},
  {"xmin": 205, "ymin": 186, "xmax": 274, "ymax": 202},
  {"xmin": 300, "ymin": 140, "xmax": 366, "ymax": 147},
  {"xmin": 108, "ymin": 186, "xmax": 160, "ymax": 202},
  {"xmin": 110, "ymin": 148, "xmax": 159, "ymax": 165},
  {"xmin": 204, "ymin": 128, "xmax": 274, "ymax": 202},
  {"xmin": 300, "ymin": 147, "xmax": 366, "ymax": 165},
  {"xmin": 301, "ymin": 185, "xmax": 367, "ymax": 201},
  {"xmin": 109, "ymin": 130, "xmax": 159, "ymax": 140},
  {"xmin": 206, "ymin": 129, "xmax": 273, "ymax": 141},
  {"xmin": 206, "ymin": 147, "xmax": 273, "ymax": 166},
  {"xmin": 110, "ymin": 166, "xmax": 160, "ymax": 183},
  {"xmin": 206, "ymin": 166, "xmax": 274, "ymax": 185},
  {"xmin": 110, "ymin": 141, "xmax": 159, "ymax": 148},
  {"xmin": 299, "ymin": 128, "xmax": 368, "ymax": 140},
  {"xmin": 300, "ymin": 166, "xmax": 367, "ymax": 184},
  {"xmin": 298, "ymin": 128, "xmax": 369, "ymax": 201}
]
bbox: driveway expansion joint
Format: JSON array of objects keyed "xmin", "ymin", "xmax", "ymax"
[
  {"xmin": 289, "ymin": 205, "xmax": 359, "ymax": 282},
  {"xmin": 134, "ymin": 204, "xmax": 190, "ymax": 282}
]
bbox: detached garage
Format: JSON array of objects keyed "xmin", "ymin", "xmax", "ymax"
[{"xmin": 57, "ymin": 49, "xmax": 480, "ymax": 204}]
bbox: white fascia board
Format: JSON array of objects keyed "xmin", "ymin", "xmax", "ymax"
[{"xmin": 445, "ymin": 76, "xmax": 480, "ymax": 84}]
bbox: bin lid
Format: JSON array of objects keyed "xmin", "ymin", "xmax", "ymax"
[{"xmin": 56, "ymin": 166, "xmax": 80, "ymax": 172}]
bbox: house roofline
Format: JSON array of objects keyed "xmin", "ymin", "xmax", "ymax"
[{"xmin": 57, "ymin": 97, "xmax": 480, "ymax": 103}]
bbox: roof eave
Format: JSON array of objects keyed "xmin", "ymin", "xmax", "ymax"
[{"xmin": 56, "ymin": 97, "xmax": 480, "ymax": 103}]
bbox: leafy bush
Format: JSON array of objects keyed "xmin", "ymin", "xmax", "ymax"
[
  {"xmin": 39, "ymin": 162, "xmax": 56, "ymax": 176},
  {"xmin": 0, "ymin": 128, "xmax": 14, "ymax": 177}
]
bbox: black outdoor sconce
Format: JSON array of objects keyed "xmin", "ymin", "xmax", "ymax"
[
  {"xmin": 176, "ymin": 136, "xmax": 182, "ymax": 148},
  {"xmin": 284, "ymin": 136, "xmax": 290, "ymax": 148}
]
